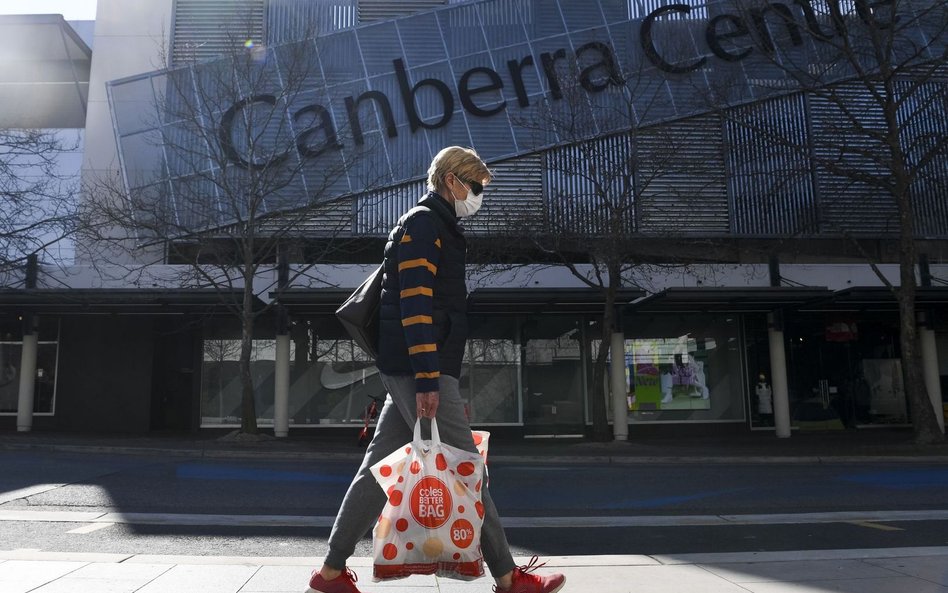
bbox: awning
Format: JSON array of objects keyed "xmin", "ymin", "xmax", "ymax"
[
  {"xmin": 0, "ymin": 289, "xmax": 265, "ymax": 314},
  {"xmin": 271, "ymin": 289, "xmax": 351, "ymax": 315},
  {"xmin": 799, "ymin": 286, "xmax": 948, "ymax": 311},
  {"xmin": 627, "ymin": 286, "xmax": 833, "ymax": 314},
  {"xmin": 273, "ymin": 287, "xmax": 646, "ymax": 315},
  {"xmin": 0, "ymin": 15, "xmax": 91, "ymax": 128},
  {"xmin": 468, "ymin": 288, "xmax": 646, "ymax": 314}
]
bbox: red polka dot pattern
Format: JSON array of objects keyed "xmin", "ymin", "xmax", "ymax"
[
  {"xmin": 435, "ymin": 454, "xmax": 447, "ymax": 471},
  {"xmin": 457, "ymin": 462, "xmax": 475, "ymax": 476},
  {"xmin": 410, "ymin": 461, "xmax": 421, "ymax": 474},
  {"xmin": 396, "ymin": 518, "xmax": 409, "ymax": 532},
  {"xmin": 383, "ymin": 543, "xmax": 398, "ymax": 560},
  {"xmin": 379, "ymin": 465, "xmax": 392, "ymax": 477},
  {"xmin": 389, "ymin": 489, "xmax": 403, "ymax": 506}
]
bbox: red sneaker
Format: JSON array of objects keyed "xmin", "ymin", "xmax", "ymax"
[
  {"xmin": 307, "ymin": 567, "xmax": 362, "ymax": 593},
  {"xmin": 494, "ymin": 556, "xmax": 565, "ymax": 593}
]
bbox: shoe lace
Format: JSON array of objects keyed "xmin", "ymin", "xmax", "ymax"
[
  {"xmin": 516, "ymin": 555, "xmax": 547, "ymax": 576},
  {"xmin": 492, "ymin": 556, "xmax": 547, "ymax": 592}
]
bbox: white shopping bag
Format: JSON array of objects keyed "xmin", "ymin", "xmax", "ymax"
[{"xmin": 370, "ymin": 418, "xmax": 489, "ymax": 581}]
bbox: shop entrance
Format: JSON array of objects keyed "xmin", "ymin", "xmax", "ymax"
[{"xmin": 785, "ymin": 316, "xmax": 908, "ymax": 429}]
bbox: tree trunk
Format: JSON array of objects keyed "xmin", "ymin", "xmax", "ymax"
[
  {"xmin": 896, "ymin": 196, "xmax": 942, "ymax": 445},
  {"xmin": 240, "ymin": 284, "xmax": 259, "ymax": 434},
  {"xmin": 589, "ymin": 287, "xmax": 617, "ymax": 442},
  {"xmin": 886, "ymin": 94, "xmax": 943, "ymax": 444}
]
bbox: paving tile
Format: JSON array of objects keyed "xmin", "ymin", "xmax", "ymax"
[
  {"xmin": 32, "ymin": 577, "xmax": 158, "ymax": 593},
  {"xmin": 698, "ymin": 559, "xmax": 904, "ymax": 583},
  {"xmin": 437, "ymin": 565, "xmax": 751, "ymax": 593},
  {"xmin": 740, "ymin": 575, "xmax": 948, "ymax": 593},
  {"xmin": 863, "ymin": 556, "xmax": 948, "ymax": 586},
  {"xmin": 136, "ymin": 564, "xmax": 260, "ymax": 593},
  {"xmin": 0, "ymin": 560, "xmax": 86, "ymax": 593},
  {"xmin": 60, "ymin": 562, "xmax": 171, "ymax": 581},
  {"xmin": 29, "ymin": 563, "xmax": 173, "ymax": 593},
  {"xmin": 240, "ymin": 565, "xmax": 313, "ymax": 591}
]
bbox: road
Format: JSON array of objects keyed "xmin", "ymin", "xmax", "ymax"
[{"xmin": 1, "ymin": 449, "xmax": 947, "ymax": 558}]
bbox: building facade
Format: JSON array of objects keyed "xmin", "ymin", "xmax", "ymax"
[{"xmin": 1, "ymin": 0, "xmax": 946, "ymax": 438}]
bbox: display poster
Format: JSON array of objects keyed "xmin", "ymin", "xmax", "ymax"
[{"xmin": 626, "ymin": 337, "xmax": 711, "ymax": 411}]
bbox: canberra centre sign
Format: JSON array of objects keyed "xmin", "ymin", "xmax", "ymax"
[{"xmin": 108, "ymin": 0, "xmax": 933, "ymax": 227}]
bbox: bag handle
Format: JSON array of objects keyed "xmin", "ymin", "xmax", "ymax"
[{"xmin": 412, "ymin": 417, "xmax": 441, "ymax": 452}]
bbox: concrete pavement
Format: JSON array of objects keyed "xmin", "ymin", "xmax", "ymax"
[{"xmin": 1, "ymin": 548, "xmax": 947, "ymax": 592}]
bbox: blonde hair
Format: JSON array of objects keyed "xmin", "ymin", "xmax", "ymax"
[{"xmin": 426, "ymin": 146, "xmax": 492, "ymax": 193}]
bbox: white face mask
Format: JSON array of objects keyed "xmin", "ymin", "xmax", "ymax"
[{"xmin": 452, "ymin": 177, "xmax": 483, "ymax": 218}]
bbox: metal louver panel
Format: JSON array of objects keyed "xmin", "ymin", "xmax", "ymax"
[
  {"xmin": 725, "ymin": 94, "xmax": 818, "ymax": 236},
  {"xmin": 636, "ymin": 115, "xmax": 729, "ymax": 234},
  {"xmin": 809, "ymin": 84, "xmax": 897, "ymax": 235},
  {"xmin": 257, "ymin": 196, "xmax": 355, "ymax": 237},
  {"xmin": 896, "ymin": 75, "xmax": 948, "ymax": 238},
  {"xmin": 268, "ymin": 0, "xmax": 357, "ymax": 45},
  {"xmin": 358, "ymin": 0, "xmax": 447, "ymax": 23},
  {"xmin": 355, "ymin": 180, "xmax": 427, "ymax": 236},
  {"xmin": 464, "ymin": 153, "xmax": 544, "ymax": 235},
  {"xmin": 172, "ymin": 0, "xmax": 264, "ymax": 66},
  {"xmin": 546, "ymin": 136, "xmax": 635, "ymax": 236}
]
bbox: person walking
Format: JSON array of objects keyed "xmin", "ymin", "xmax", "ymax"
[{"xmin": 307, "ymin": 147, "xmax": 566, "ymax": 593}]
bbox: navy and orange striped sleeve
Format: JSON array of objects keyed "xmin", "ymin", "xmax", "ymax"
[{"xmin": 397, "ymin": 214, "xmax": 442, "ymax": 393}]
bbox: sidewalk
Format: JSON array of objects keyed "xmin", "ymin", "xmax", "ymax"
[
  {"xmin": 1, "ymin": 427, "xmax": 947, "ymax": 464},
  {"xmin": 2, "ymin": 548, "xmax": 947, "ymax": 593}
]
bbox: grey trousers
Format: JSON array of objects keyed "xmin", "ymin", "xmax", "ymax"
[{"xmin": 325, "ymin": 373, "xmax": 517, "ymax": 579}]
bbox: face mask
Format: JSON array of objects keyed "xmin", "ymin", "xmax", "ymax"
[{"xmin": 452, "ymin": 176, "xmax": 483, "ymax": 218}]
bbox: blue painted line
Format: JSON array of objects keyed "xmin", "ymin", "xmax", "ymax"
[
  {"xmin": 837, "ymin": 469, "xmax": 948, "ymax": 490},
  {"xmin": 176, "ymin": 464, "xmax": 352, "ymax": 484},
  {"xmin": 586, "ymin": 488, "xmax": 749, "ymax": 510}
]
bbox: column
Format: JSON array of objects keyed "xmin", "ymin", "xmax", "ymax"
[
  {"xmin": 274, "ymin": 332, "xmax": 290, "ymax": 438},
  {"xmin": 768, "ymin": 312, "xmax": 791, "ymax": 438},
  {"xmin": 920, "ymin": 326, "xmax": 945, "ymax": 434},
  {"xmin": 610, "ymin": 331, "xmax": 628, "ymax": 441},
  {"xmin": 16, "ymin": 321, "xmax": 38, "ymax": 433}
]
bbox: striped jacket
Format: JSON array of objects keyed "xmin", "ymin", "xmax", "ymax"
[{"xmin": 376, "ymin": 192, "xmax": 467, "ymax": 392}]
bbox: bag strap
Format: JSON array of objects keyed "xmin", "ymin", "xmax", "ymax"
[{"xmin": 412, "ymin": 417, "xmax": 441, "ymax": 452}]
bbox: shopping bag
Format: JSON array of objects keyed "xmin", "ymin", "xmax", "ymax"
[{"xmin": 370, "ymin": 418, "xmax": 489, "ymax": 581}]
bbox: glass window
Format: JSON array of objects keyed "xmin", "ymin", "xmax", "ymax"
[
  {"xmin": 785, "ymin": 314, "xmax": 907, "ymax": 429},
  {"xmin": 465, "ymin": 316, "xmax": 520, "ymax": 425},
  {"xmin": 522, "ymin": 317, "xmax": 586, "ymax": 434},
  {"xmin": 615, "ymin": 314, "xmax": 745, "ymax": 422},
  {"xmin": 200, "ymin": 317, "xmax": 387, "ymax": 428},
  {"xmin": 0, "ymin": 317, "xmax": 60, "ymax": 416}
]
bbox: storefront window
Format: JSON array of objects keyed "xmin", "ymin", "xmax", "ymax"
[
  {"xmin": 465, "ymin": 316, "xmax": 521, "ymax": 425},
  {"xmin": 616, "ymin": 315, "xmax": 745, "ymax": 423},
  {"xmin": 200, "ymin": 318, "xmax": 385, "ymax": 427},
  {"xmin": 0, "ymin": 317, "xmax": 59, "ymax": 416},
  {"xmin": 744, "ymin": 314, "xmax": 774, "ymax": 429},
  {"xmin": 522, "ymin": 317, "xmax": 586, "ymax": 435},
  {"xmin": 786, "ymin": 314, "xmax": 908, "ymax": 428}
]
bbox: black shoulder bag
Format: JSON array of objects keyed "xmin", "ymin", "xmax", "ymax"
[{"xmin": 335, "ymin": 264, "xmax": 384, "ymax": 358}]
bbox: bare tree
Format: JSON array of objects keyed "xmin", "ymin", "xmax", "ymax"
[
  {"xmin": 702, "ymin": 0, "xmax": 947, "ymax": 443},
  {"xmin": 82, "ymin": 26, "xmax": 381, "ymax": 435},
  {"xmin": 474, "ymin": 58, "xmax": 713, "ymax": 441},
  {"xmin": 1, "ymin": 129, "xmax": 78, "ymax": 282}
]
